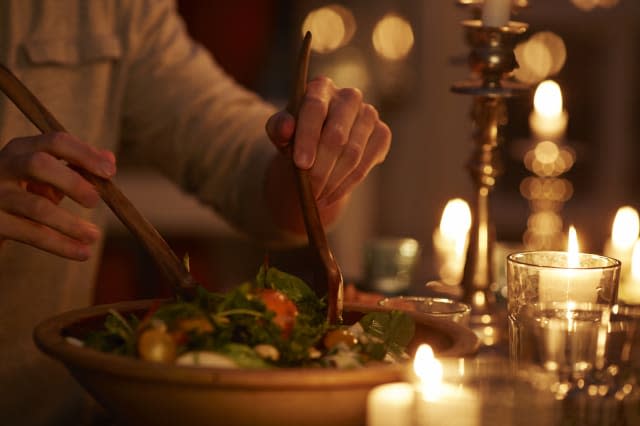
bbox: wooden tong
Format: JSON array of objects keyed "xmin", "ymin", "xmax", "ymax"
[
  {"xmin": 0, "ymin": 63, "xmax": 197, "ymax": 299},
  {"xmin": 287, "ymin": 32, "xmax": 344, "ymax": 324}
]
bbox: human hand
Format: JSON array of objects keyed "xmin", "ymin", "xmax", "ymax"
[
  {"xmin": 0, "ymin": 132, "xmax": 116, "ymax": 260},
  {"xmin": 266, "ymin": 76, "xmax": 391, "ymax": 208}
]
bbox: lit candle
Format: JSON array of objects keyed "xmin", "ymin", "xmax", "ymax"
[
  {"xmin": 413, "ymin": 345, "xmax": 478, "ymax": 426},
  {"xmin": 538, "ymin": 226, "xmax": 602, "ymax": 303},
  {"xmin": 603, "ymin": 206, "xmax": 639, "ymax": 280},
  {"xmin": 481, "ymin": 0, "xmax": 511, "ymax": 27},
  {"xmin": 433, "ymin": 198, "xmax": 471, "ymax": 285},
  {"xmin": 529, "ymin": 80, "xmax": 568, "ymax": 141},
  {"xmin": 618, "ymin": 240, "xmax": 640, "ymax": 305},
  {"xmin": 366, "ymin": 382, "xmax": 414, "ymax": 426}
]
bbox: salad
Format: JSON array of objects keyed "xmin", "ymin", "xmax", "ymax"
[{"xmin": 83, "ymin": 265, "xmax": 416, "ymax": 369}]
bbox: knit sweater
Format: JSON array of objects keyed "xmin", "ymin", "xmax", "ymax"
[{"xmin": 0, "ymin": 1, "xmax": 287, "ymax": 424}]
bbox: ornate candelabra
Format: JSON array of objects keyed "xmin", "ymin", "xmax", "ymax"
[{"xmin": 452, "ymin": 1, "xmax": 529, "ymax": 344}]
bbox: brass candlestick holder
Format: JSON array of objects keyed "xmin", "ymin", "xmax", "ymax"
[{"xmin": 451, "ymin": 4, "xmax": 529, "ymax": 345}]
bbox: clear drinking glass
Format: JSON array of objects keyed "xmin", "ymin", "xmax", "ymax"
[
  {"xmin": 520, "ymin": 302, "xmax": 611, "ymax": 382},
  {"xmin": 507, "ymin": 251, "xmax": 621, "ymax": 367},
  {"xmin": 520, "ymin": 303, "xmax": 640, "ymax": 425}
]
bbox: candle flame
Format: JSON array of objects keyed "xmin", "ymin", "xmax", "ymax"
[
  {"xmin": 413, "ymin": 344, "xmax": 443, "ymax": 400},
  {"xmin": 632, "ymin": 240, "xmax": 640, "ymax": 281},
  {"xmin": 534, "ymin": 80, "xmax": 563, "ymax": 118},
  {"xmin": 611, "ymin": 206, "xmax": 640, "ymax": 249},
  {"xmin": 567, "ymin": 225, "xmax": 580, "ymax": 268},
  {"xmin": 439, "ymin": 198, "xmax": 471, "ymax": 255}
]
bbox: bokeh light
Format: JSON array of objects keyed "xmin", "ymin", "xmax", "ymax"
[
  {"xmin": 514, "ymin": 32, "xmax": 566, "ymax": 84},
  {"xmin": 520, "ymin": 177, "xmax": 573, "ymax": 203},
  {"xmin": 523, "ymin": 209, "xmax": 565, "ymax": 249},
  {"xmin": 528, "ymin": 211, "xmax": 564, "ymax": 233},
  {"xmin": 598, "ymin": 0, "xmax": 620, "ymax": 7},
  {"xmin": 523, "ymin": 141, "xmax": 575, "ymax": 177},
  {"xmin": 372, "ymin": 14, "xmax": 414, "ymax": 61},
  {"xmin": 571, "ymin": 0, "xmax": 619, "ymax": 10},
  {"xmin": 571, "ymin": 0, "xmax": 599, "ymax": 10},
  {"xmin": 533, "ymin": 32, "xmax": 567, "ymax": 76},
  {"xmin": 302, "ymin": 5, "xmax": 356, "ymax": 53},
  {"xmin": 316, "ymin": 47, "xmax": 371, "ymax": 92}
]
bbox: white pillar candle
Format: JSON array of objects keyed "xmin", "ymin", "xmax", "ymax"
[
  {"xmin": 603, "ymin": 206, "xmax": 639, "ymax": 280},
  {"xmin": 481, "ymin": 0, "xmax": 511, "ymax": 27},
  {"xmin": 367, "ymin": 382, "xmax": 413, "ymax": 426},
  {"xmin": 538, "ymin": 227, "xmax": 602, "ymax": 303},
  {"xmin": 618, "ymin": 240, "xmax": 640, "ymax": 304},
  {"xmin": 433, "ymin": 198, "xmax": 471, "ymax": 285}
]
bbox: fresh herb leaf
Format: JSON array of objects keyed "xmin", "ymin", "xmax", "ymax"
[
  {"xmin": 258, "ymin": 266, "xmax": 317, "ymax": 304},
  {"xmin": 84, "ymin": 310, "xmax": 139, "ymax": 355},
  {"xmin": 359, "ymin": 311, "xmax": 415, "ymax": 356}
]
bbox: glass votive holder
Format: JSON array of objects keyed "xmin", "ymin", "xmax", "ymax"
[
  {"xmin": 378, "ymin": 296, "xmax": 471, "ymax": 326},
  {"xmin": 507, "ymin": 251, "xmax": 621, "ymax": 367},
  {"xmin": 363, "ymin": 238, "xmax": 421, "ymax": 295},
  {"xmin": 511, "ymin": 302, "xmax": 640, "ymax": 425},
  {"xmin": 519, "ymin": 302, "xmax": 610, "ymax": 379},
  {"xmin": 408, "ymin": 354, "xmax": 559, "ymax": 426}
]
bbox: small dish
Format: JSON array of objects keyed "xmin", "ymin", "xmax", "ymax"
[{"xmin": 379, "ymin": 296, "xmax": 471, "ymax": 326}]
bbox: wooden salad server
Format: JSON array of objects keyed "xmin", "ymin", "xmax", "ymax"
[
  {"xmin": 0, "ymin": 63, "xmax": 197, "ymax": 299},
  {"xmin": 287, "ymin": 32, "xmax": 344, "ymax": 324}
]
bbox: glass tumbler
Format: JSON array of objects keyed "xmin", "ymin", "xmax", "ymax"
[{"xmin": 506, "ymin": 251, "xmax": 621, "ymax": 367}]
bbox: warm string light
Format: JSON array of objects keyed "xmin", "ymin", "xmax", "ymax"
[
  {"xmin": 514, "ymin": 31, "xmax": 566, "ymax": 85},
  {"xmin": 523, "ymin": 80, "xmax": 573, "ymax": 250},
  {"xmin": 570, "ymin": 0, "xmax": 619, "ymax": 11}
]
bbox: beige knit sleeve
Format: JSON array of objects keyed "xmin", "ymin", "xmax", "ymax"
[{"xmin": 119, "ymin": 0, "xmax": 300, "ymax": 246}]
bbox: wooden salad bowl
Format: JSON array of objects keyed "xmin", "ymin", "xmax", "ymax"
[{"xmin": 34, "ymin": 299, "xmax": 479, "ymax": 426}]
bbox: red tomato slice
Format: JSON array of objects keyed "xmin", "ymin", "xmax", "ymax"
[{"xmin": 257, "ymin": 289, "xmax": 298, "ymax": 337}]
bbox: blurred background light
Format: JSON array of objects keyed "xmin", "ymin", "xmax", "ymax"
[
  {"xmin": 372, "ymin": 13, "xmax": 415, "ymax": 61},
  {"xmin": 302, "ymin": 4, "xmax": 356, "ymax": 53},
  {"xmin": 571, "ymin": 0, "xmax": 619, "ymax": 11},
  {"xmin": 316, "ymin": 47, "xmax": 371, "ymax": 92},
  {"xmin": 514, "ymin": 31, "xmax": 566, "ymax": 84}
]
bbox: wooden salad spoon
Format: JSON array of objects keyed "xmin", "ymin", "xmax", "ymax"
[
  {"xmin": 287, "ymin": 32, "xmax": 344, "ymax": 324},
  {"xmin": 0, "ymin": 63, "xmax": 197, "ymax": 299}
]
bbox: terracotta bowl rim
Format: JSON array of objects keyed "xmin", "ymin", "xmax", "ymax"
[{"xmin": 33, "ymin": 298, "xmax": 479, "ymax": 389}]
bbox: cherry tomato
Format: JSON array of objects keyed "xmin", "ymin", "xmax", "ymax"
[
  {"xmin": 323, "ymin": 328, "xmax": 358, "ymax": 349},
  {"xmin": 257, "ymin": 289, "xmax": 298, "ymax": 337}
]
